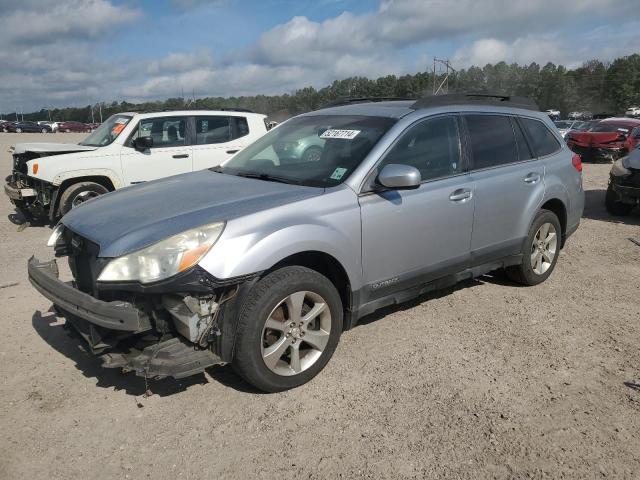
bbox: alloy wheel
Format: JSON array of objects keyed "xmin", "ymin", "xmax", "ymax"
[
  {"xmin": 261, "ymin": 291, "xmax": 332, "ymax": 376},
  {"xmin": 531, "ymin": 222, "xmax": 557, "ymax": 275},
  {"xmin": 71, "ymin": 191, "xmax": 100, "ymax": 208}
]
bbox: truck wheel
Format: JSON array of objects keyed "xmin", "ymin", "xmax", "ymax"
[
  {"xmin": 506, "ymin": 209, "xmax": 561, "ymax": 286},
  {"xmin": 232, "ymin": 266, "xmax": 343, "ymax": 392},
  {"xmin": 605, "ymin": 185, "xmax": 633, "ymax": 216},
  {"xmin": 58, "ymin": 182, "xmax": 108, "ymax": 216}
]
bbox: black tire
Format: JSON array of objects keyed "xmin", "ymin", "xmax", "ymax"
[
  {"xmin": 506, "ymin": 209, "xmax": 562, "ymax": 286},
  {"xmin": 232, "ymin": 266, "xmax": 343, "ymax": 392},
  {"xmin": 605, "ymin": 185, "xmax": 633, "ymax": 216},
  {"xmin": 301, "ymin": 146, "xmax": 323, "ymax": 162},
  {"xmin": 57, "ymin": 181, "xmax": 108, "ymax": 216}
]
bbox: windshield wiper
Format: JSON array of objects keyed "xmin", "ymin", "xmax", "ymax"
[{"xmin": 234, "ymin": 171, "xmax": 303, "ymax": 185}]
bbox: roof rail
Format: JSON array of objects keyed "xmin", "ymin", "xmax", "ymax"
[
  {"xmin": 411, "ymin": 93, "xmax": 539, "ymax": 111},
  {"xmin": 158, "ymin": 107, "xmax": 255, "ymax": 113},
  {"xmin": 319, "ymin": 96, "xmax": 414, "ymax": 109}
]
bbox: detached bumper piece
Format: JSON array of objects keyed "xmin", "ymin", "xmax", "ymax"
[
  {"xmin": 101, "ymin": 337, "xmax": 224, "ymax": 380},
  {"xmin": 28, "ymin": 256, "xmax": 150, "ymax": 332}
]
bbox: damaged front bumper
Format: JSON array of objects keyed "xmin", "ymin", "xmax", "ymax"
[
  {"xmin": 28, "ymin": 256, "xmax": 226, "ymax": 379},
  {"xmin": 568, "ymin": 144, "xmax": 626, "ymax": 163},
  {"xmin": 609, "ymin": 178, "xmax": 640, "ymax": 205},
  {"xmin": 5, "ymin": 173, "xmax": 57, "ymax": 219}
]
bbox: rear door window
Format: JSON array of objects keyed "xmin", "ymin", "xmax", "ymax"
[
  {"xmin": 130, "ymin": 116, "xmax": 188, "ymax": 148},
  {"xmin": 195, "ymin": 116, "xmax": 231, "ymax": 145},
  {"xmin": 520, "ymin": 117, "xmax": 561, "ymax": 157},
  {"xmin": 465, "ymin": 114, "xmax": 518, "ymax": 170},
  {"xmin": 512, "ymin": 118, "xmax": 534, "ymax": 161}
]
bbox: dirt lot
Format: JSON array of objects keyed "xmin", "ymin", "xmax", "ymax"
[{"xmin": 0, "ymin": 132, "xmax": 639, "ymax": 479}]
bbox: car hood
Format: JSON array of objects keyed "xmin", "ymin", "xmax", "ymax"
[
  {"xmin": 11, "ymin": 142, "xmax": 97, "ymax": 155},
  {"xmin": 61, "ymin": 170, "xmax": 324, "ymax": 258}
]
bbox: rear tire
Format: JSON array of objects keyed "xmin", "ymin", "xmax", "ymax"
[
  {"xmin": 605, "ymin": 185, "xmax": 633, "ymax": 216},
  {"xmin": 232, "ymin": 266, "xmax": 343, "ymax": 392},
  {"xmin": 506, "ymin": 209, "xmax": 561, "ymax": 286},
  {"xmin": 58, "ymin": 182, "xmax": 108, "ymax": 216}
]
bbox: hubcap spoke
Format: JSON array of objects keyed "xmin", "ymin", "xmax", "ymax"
[
  {"xmin": 285, "ymin": 291, "xmax": 306, "ymax": 322},
  {"xmin": 289, "ymin": 344, "xmax": 302, "ymax": 373},
  {"xmin": 303, "ymin": 329, "xmax": 330, "ymax": 351},
  {"xmin": 544, "ymin": 232, "xmax": 556, "ymax": 246},
  {"xmin": 301, "ymin": 302, "xmax": 327, "ymax": 326},
  {"xmin": 263, "ymin": 336, "xmax": 292, "ymax": 370},
  {"xmin": 541, "ymin": 250, "xmax": 553, "ymax": 263},
  {"xmin": 264, "ymin": 316, "xmax": 286, "ymax": 332}
]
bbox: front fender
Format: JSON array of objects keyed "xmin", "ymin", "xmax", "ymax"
[
  {"xmin": 199, "ymin": 223, "xmax": 363, "ymax": 290},
  {"xmin": 52, "ymin": 168, "xmax": 124, "ymax": 188}
]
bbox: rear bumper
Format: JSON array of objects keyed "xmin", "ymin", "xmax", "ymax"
[{"xmin": 28, "ymin": 256, "xmax": 151, "ymax": 332}]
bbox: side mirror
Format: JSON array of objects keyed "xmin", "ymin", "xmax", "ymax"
[
  {"xmin": 133, "ymin": 136, "xmax": 153, "ymax": 151},
  {"xmin": 377, "ymin": 164, "xmax": 421, "ymax": 189}
]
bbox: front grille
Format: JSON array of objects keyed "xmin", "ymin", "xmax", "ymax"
[{"xmin": 64, "ymin": 230, "xmax": 107, "ymax": 296}]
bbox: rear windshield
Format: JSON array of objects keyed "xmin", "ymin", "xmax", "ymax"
[
  {"xmin": 589, "ymin": 123, "xmax": 632, "ymax": 134},
  {"xmin": 217, "ymin": 115, "xmax": 396, "ymax": 187}
]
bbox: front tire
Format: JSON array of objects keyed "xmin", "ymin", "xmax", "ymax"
[
  {"xmin": 506, "ymin": 209, "xmax": 561, "ymax": 286},
  {"xmin": 232, "ymin": 266, "xmax": 343, "ymax": 392},
  {"xmin": 605, "ymin": 185, "xmax": 633, "ymax": 216},
  {"xmin": 57, "ymin": 181, "xmax": 108, "ymax": 216}
]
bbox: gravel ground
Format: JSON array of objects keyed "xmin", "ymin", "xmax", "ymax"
[{"xmin": 0, "ymin": 132, "xmax": 639, "ymax": 479}]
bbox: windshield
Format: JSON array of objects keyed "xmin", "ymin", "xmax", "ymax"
[
  {"xmin": 590, "ymin": 123, "xmax": 631, "ymax": 134},
  {"xmin": 554, "ymin": 121, "xmax": 572, "ymax": 129},
  {"xmin": 79, "ymin": 114, "xmax": 132, "ymax": 147},
  {"xmin": 217, "ymin": 115, "xmax": 396, "ymax": 187}
]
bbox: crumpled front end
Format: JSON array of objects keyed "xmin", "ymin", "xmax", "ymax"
[
  {"xmin": 28, "ymin": 226, "xmax": 249, "ymax": 380},
  {"xmin": 609, "ymin": 151, "xmax": 640, "ymax": 206},
  {"xmin": 5, "ymin": 150, "xmax": 57, "ymax": 219},
  {"xmin": 567, "ymin": 132, "xmax": 628, "ymax": 163}
]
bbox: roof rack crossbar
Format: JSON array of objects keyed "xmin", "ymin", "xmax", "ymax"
[{"xmin": 411, "ymin": 93, "xmax": 539, "ymax": 111}]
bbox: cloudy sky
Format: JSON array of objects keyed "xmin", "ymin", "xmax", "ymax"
[{"xmin": 1, "ymin": 0, "xmax": 639, "ymax": 113}]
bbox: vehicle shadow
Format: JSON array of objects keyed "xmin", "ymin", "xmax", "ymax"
[
  {"xmin": 32, "ymin": 309, "xmax": 213, "ymax": 397},
  {"xmin": 582, "ymin": 188, "xmax": 640, "ymax": 225}
]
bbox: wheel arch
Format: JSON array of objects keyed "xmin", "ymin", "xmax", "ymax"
[
  {"xmin": 540, "ymin": 198, "xmax": 567, "ymax": 246},
  {"xmin": 267, "ymin": 250, "xmax": 354, "ymax": 331},
  {"xmin": 49, "ymin": 173, "xmax": 120, "ymax": 220}
]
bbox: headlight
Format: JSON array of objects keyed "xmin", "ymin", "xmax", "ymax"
[
  {"xmin": 47, "ymin": 224, "xmax": 64, "ymax": 247},
  {"xmin": 98, "ymin": 222, "xmax": 225, "ymax": 284},
  {"xmin": 611, "ymin": 158, "xmax": 631, "ymax": 177}
]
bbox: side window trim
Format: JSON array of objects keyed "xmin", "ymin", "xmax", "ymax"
[{"xmin": 359, "ymin": 113, "xmax": 465, "ymax": 194}]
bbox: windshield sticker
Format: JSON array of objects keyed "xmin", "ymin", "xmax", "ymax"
[
  {"xmin": 330, "ymin": 167, "xmax": 348, "ymax": 180},
  {"xmin": 320, "ymin": 129, "xmax": 361, "ymax": 140},
  {"xmin": 112, "ymin": 123, "xmax": 126, "ymax": 135}
]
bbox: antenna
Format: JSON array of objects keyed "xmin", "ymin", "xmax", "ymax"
[{"xmin": 432, "ymin": 58, "xmax": 456, "ymax": 95}]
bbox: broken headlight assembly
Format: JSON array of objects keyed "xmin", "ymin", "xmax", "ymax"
[
  {"xmin": 610, "ymin": 157, "xmax": 631, "ymax": 178},
  {"xmin": 98, "ymin": 222, "xmax": 225, "ymax": 284}
]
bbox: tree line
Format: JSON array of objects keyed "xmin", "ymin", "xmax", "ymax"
[{"xmin": 6, "ymin": 53, "xmax": 640, "ymax": 123}]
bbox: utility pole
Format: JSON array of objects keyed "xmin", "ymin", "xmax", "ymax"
[
  {"xmin": 432, "ymin": 58, "xmax": 456, "ymax": 95},
  {"xmin": 99, "ymin": 103, "xmax": 103, "ymax": 123}
]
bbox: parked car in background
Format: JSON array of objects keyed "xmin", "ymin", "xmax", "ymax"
[
  {"xmin": 625, "ymin": 106, "xmax": 640, "ymax": 117},
  {"xmin": 569, "ymin": 111, "xmax": 593, "ymax": 120},
  {"xmin": 0, "ymin": 120, "xmax": 10, "ymax": 131},
  {"xmin": 86, "ymin": 122, "xmax": 101, "ymax": 131},
  {"xmin": 554, "ymin": 120, "xmax": 581, "ymax": 138},
  {"xmin": 546, "ymin": 109, "xmax": 560, "ymax": 120},
  {"xmin": 58, "ymin": 121, "xmax": 90, "ymax": 133},
  {"xmin": 27, "ymin": 94, "xmax": 584, "ymax": 391},
  {"xmin": 5, "ymin": 109, "xmax": 268, "ymax": 220},
  {"xmin": 5, "ymin": 121, "xmax": 52, "ymax": 133},
  {"xmin": 606, "ymin": 146, "xmax": 640, "ymax": 215},
  {"xmin": 567, "ymin": 117, "xmax": 640, "ymax": 162}
]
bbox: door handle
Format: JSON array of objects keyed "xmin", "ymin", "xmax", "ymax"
[
  {"xmin": 172, "ymin": 154, "xmax": 189, "ymax": 159},
  {"xmin": 449, "ymin": 188, "xmax": 472, "ymax": 202},
  {"xmin": 226, "ymin": 149, "xmax": 239, "ymax": 154},
  {"xmin": 524, "ymin": 173, "xmax": 541, "ymax": 184}
]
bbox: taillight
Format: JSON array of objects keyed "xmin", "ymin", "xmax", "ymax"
[{"xmin": 572, "ymin": 153, "xmax": 582, "ymax": 172}]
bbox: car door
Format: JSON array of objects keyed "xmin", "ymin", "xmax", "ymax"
[
  {"xmin": 191, "ymin": 115, "xmax": 250, "ymax": 170},
  {"xmin": 120, "ymin": 115, "xmax": 193, "ymax": 185},
  {"xmin": 359, "ymin": 115, "xmax": 474, "ymax": 301},
  {"xmin": 464, "ymin": 114, "xmax": 545, "ymax": 265}
]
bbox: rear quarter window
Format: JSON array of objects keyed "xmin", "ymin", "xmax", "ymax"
[{"xmin": 521, "ymin": 117, "xmax": 561, "ymax": 157}]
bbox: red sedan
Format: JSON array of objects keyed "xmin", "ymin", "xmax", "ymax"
[
  {"xmin": 567, "ymin": 117, "xmax": 640, "ymax": 162},
  {"xmin": 58, "ymin": 121, "xmax": 91, "ymax": 133}
]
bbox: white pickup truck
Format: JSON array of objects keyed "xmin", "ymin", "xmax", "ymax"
[{"xmin": 4, "ymin": 109, "xmax": 268, "ymax": 221}]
